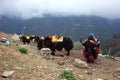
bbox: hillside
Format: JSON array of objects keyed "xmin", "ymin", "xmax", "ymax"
[
  {"xmin": 101, "ymin": 34, "xmax": 120, "ymax": 57},
  {"xmin": 0, "ymin": 32, "xmax": 120, "ymax": 80}
]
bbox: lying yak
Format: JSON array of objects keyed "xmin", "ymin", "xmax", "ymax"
[{"xmin": 37, "ymin": 36, "xmax": 73, "ymax": 56}]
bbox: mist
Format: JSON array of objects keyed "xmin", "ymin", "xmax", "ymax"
[{"xmin": 0, "ymin": 0, "xmax": 120, "ymax": 19}]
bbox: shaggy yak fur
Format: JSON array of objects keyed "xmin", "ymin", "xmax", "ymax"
[{"xmin": 37, "ymin": 36, "xmax": 73, "ymax": 56}]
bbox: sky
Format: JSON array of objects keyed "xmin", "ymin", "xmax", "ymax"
[{"xmin": 0, "ymin": 0, "xmax": 120, "ymax": 19}]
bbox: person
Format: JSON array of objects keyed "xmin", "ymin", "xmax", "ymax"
[
  {"xmin": 80, "ymin": 33, "xmax": 100, "ymax": 48},
  {"xmin": 80, "ymin": 33, "xmax": 100, "ymax": 61}
]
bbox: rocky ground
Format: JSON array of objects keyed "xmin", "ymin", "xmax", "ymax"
[{"xmin": 0, "ymin": 32, "xmax": 120, "ymax": 80}]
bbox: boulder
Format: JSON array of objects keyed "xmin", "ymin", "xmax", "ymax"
[
  {"xmin": 2, "ymin": 71, "xmax": 14, "ymax": 78},
  {"xmin": 73, "ymin": 59, "xmax": 88, "ymax": 68}
]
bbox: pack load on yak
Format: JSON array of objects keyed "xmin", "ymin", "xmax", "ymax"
[
  {"xmin": 80, "ymin": 33, "xmax": 100, "ymax": 63},
  {"xmin": 51, "ymin": 35, "xmax": 63, "ymax": 42}
]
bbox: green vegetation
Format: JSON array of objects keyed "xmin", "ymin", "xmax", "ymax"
[
  {"xmin": 73, "ymin": 41, "xmax": 83, "ymax": 50},
  {"xmin": 101, "ymin": 34, "xmax": 120, "ymax": 56},
  {"xmin": 16, "ymin": 44, "xmax": 18, "ymax": 46},
  {"xmin": 105, "ymin": 55, "xmax": 115, "ymax": 59},
  {"xmin": 19, "ymin": 48, "xmax": 28, "ymax": 54},
  {"xmin": 60, "ymin": 70, "xmax": 76, "ymax": 80}
]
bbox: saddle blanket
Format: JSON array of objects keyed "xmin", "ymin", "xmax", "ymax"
[{"xmin": 51, "ymin": 36, "xmax": 63, "ymax": 42}]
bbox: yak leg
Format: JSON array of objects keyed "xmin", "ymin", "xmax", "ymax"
[
  {"xmin": 51, "ymin": 51, "xmax": 55, "ymax": 56},
  {"xmin": 66, "ymin": 50, "xmax": 70, "ymax": 56},
  {"xmin": 27, "ymin": 39, "xmax": 30, "ymax": 44},
  {"xmin": 50, "ymin": 46, "xmax": 56, "ymax": 56},
  {"xmin": 51, "ymin": 49, "xmax": 56, "ymax": 56},
  {"xmin": 23, "ymin": 41, "xmax": 26, "ymax": 44}
]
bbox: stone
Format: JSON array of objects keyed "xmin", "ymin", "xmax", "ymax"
[
  {"xmin": 2, "ymin": 71, "xmax": 14, "ymax": 78},
  {"xmin": 96, "ymin": 78, "xmax": 103, "ymax": 80},
  {"xmin": 74, "ymin": 58, "xmax": 88, "ymax": 68},
  {"xmin": 116, "ymin": 68, "xmax": 120, "ymax": 72},
  {"xmin": 58, "ymin": 61, "xmax": 64, "ymax": 65}
]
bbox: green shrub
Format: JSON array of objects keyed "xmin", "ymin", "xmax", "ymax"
[
  {"xmin": 60, "ymin": 70, "xmax": 76, "ymax": 80},
  {"xmin": 19, "ymin": 48, "xmax": 28, "ymax": 54},
  {"xmin": 105, "ymin": 55, "xmax": 115, "ymax": 59},
  {"xmin": 73, "ymin": 41, "xmax": 82, "ymax": 50},
  {"xmin": 101, "ymin": 34, "xmax": 120, "ymax": 56},
  {"xmin": 16, "ymin": 44, "xmax": 18, "ymax": 46}
]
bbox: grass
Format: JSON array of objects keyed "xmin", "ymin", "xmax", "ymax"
[
  {"xmin": 73, "ymin": 41, "xmax": 83, "ymax": 50},
  {"xmin": 19, "ymin": 48, "xmax": 28, "ymax": 54},
  {"xmin": 105, "ymin": 55, "xmax": 115, "ymax": 59},
  {"xmin": 60, "ymin": 70, "xmax": 76, "ymax": 80}
]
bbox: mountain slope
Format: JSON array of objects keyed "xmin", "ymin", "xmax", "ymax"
[
  {"xmin": 101, "ymin": 34, "xmax": 120, "ymax": 57},
  {"xmin": 0, "ymin": 16, "xmax": 120, "ymax": 42},
  {"xmin": 0, "ymin": 32, "xmax": 120, "ymax": 80}
]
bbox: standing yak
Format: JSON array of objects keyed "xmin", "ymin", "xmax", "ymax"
[
  {"xmin": 19, "ymin": 35, "xmax": 31, "ymax": 44},
  {"xmin": 19, "ymin": 34, "xmax": 37, "ymax": 44},
  {"xmin": 37, "ymin": 36, "xmax": 73, "ymax": 56}
]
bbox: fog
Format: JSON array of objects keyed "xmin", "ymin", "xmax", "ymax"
[{"xmin": 0, "ymin": 0, "xmax": 120, "ymax": 19}]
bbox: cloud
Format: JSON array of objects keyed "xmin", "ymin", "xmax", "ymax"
[{"xmin": 0, "ymin": 0, "xmax": 120, "ymax": 19}]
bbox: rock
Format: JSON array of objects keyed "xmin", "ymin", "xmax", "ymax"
[
  {"xmin": 96, "ymin": 78, "xmax": 103, "ymax": 80},
  {"xmin": 113, "ymin": 68, "xmax": 120, "ymax": 79},
  {"xmin": 98, "ymin": 54, "xmax": 105, "ymax": 57},
  {"xmin": 40, "ymin": 48, "xmax": 51, "ymax": 54},
  {"xmin": 50, "ymin": 55, "xmax": 54, "ymax": 60},
  {"xmin": 78, "ymin": 75, "xmax": 84, "ymax": 79},
  {"xmin": 11, "ymin": 33, "xmax": 20, "ymax": 40},
  {"xmin": 116, "ymin": 68, "xmax": 120, "ymax": 72},
  {"xmin": 2, "ymin": 71, "xmax": 14, "ymax": 78},
  {"xmin": 74, "ymin": 58, "xmax": 88, "ymax": 68},
  {"xmin": 61, "ymin": 79, "xmax": 67, "ymax": 80},
  {"xmin": 64, "ymin": 68, "xmax": 73, "ymax": 71},
  {"xmin": 5, "ymin": 40, "xmax": 10, "ymax": 46},
  {"xmin": 15, "ymin": 67, "xmax": 22, "ymax": 70},
  {"xmin": 115, "ymin": 57, "xmax": 120, "ymax": 61},
  {"xmin": 117, "ymin": 76, "xmax": 120, "ymax": 79},
  {"xmin": 58, "ymin": 61, "xmax": 64, "ymax": 65},
  {"xmin": 85, "ymin": 70, "xmax": 92, "ymax": 75}
]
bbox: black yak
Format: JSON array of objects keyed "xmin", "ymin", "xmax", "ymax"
[
  {"xmin": 37, "ymin": 36, "xmax": 73, "ymax": 56},
  {"xmin": 19, "ymin": 34, "xmax": 40, "ymax": 44},
  {"xmin": 30, "ymin": 35, "xmax": 39, "ymax": 43},
  {"xmin": 19, "ymin": 35, "xmax": 31, "ymax": 44}
]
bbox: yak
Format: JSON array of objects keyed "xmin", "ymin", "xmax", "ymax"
[
  {"xmin": 37, "ymin": 36, "xmax": 73, "ymax": 56},
  {"xmin": 19, "ymin": 35, "xmax": 33, "ymax": 44},
  {"xmin": 19, "ymin": 34, "xmax": 41, "ymax": 45}
]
